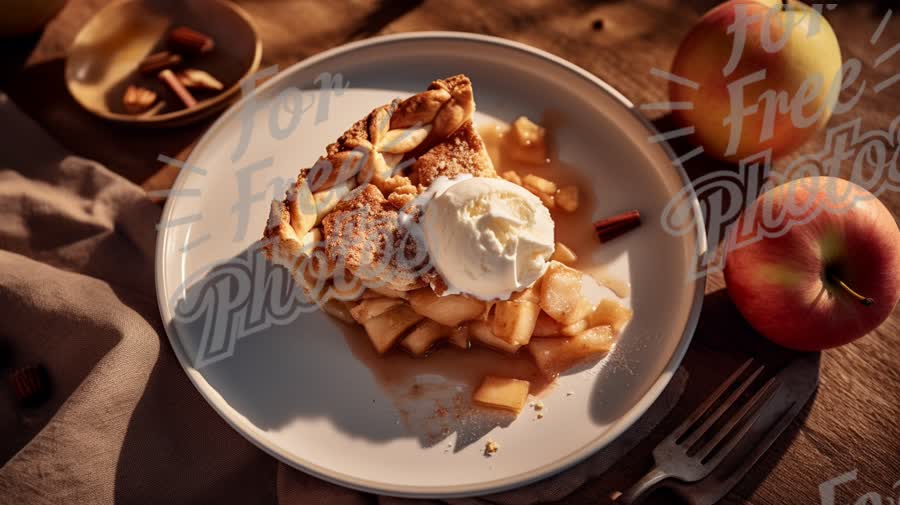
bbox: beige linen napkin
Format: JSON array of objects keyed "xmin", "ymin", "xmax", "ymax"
[
  {"xmin": 0, "ymin": 93, "xmax": 276, "ymax": 504},
  {"xmin": 0, "ymin": 93, "xmax": 685, "ymax": 505}
]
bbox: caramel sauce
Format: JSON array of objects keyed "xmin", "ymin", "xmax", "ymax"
[
  {"xmin": 479, "ymin": 123, "xmax": 631, "ymax": 298},
  {"xmin": 341, "ymin": 322, "xmax": 550, "ymax": 393},
  {"xmin": 338, "ymin": 320, "xmax": 549, "ymax": 444},
  {"xmin": 591, "ymin": 270, "xmax": 631, "ymax": 299}
]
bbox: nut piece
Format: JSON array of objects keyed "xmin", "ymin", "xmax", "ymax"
[
  {"xmin": 381, "ymin": 175, "xmax": 413, "ymax": 193},
  {"xmin": 557, "ymin": 185, "xmax": 579, "ymax": 212},
  {"xmin": 168, "ymin": 26, "xmax": 215, "ymax": 55},
  {"xmin": 484, "ymin": 440, "xmax": 500, "ymax": 456},
  {"xmin": 138, "ymin": 51, "xmax": 182, "ymax": 74},
  {"xmin": 387, "ymin": 192, "xmax": 416, "ymax": 209},
  {"xmin": 8, "ymin": 364, "xmax": 52, "ymax": 408},
  {"xmin": 178, "ymin": 69, "xmax": 224, "ymax": 91},
  {"xmin": 158, "ymin": 69, "xmax": 197, "ymax": 108},
  {"xmin": 122, "ymin": 85, "xmax": 157, "ymax": 113}
]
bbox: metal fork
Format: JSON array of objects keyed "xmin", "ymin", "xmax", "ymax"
[{"xmin": 617, "ymin": 359, "xmax": 781, "ymax": 504}]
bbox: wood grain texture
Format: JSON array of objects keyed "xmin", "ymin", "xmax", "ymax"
[{"xmin": 1, "ymin": 1, "xmax": 897, "ymax": 504}]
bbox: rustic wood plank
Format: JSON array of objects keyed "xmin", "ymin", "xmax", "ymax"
[{"xmin": 1, "ymin": 1, "xmax": 897, "ymax": 504}]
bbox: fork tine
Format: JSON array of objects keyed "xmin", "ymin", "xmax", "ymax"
[
  {"xmin": 670, "ymin": 359, "xmax": 754, "ymax": 441},
  {"xmin": 720, "ymin": 400, "xmax": 798, "ymax": 479},
  {"xmin": 681, "ymin": 364, "xmax": 765, "ymax": 449},
  {"xmin": 697, "ymin": 375, "xmax": 782, "ymax": 465}
]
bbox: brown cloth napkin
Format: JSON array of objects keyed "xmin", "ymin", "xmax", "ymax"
[{"xmin": 0, "ymin": 93, "xmax": 685, "ymax": 505}]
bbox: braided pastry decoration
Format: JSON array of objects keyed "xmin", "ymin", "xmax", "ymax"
[{"xmin": 262, "ymin": 75, "xmax": 477, "ymax": 308}]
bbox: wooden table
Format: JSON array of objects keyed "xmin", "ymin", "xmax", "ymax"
[{"xmin": 2, "ymin": 1, "xmax": 898, "ymax": 503}]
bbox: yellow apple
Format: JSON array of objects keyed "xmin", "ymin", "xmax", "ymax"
[{"xmin": 670, "ymin": 0, "xmax": 842, "ymax": 162}]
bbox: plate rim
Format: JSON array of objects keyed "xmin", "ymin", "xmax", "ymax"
[{"xmin": 155, "ymin": 31, "xmax": 707, "ymax": 498}]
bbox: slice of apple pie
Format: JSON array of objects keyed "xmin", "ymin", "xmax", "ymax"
[{"xmin": 262, "ymin": 75, "xmax": 632, "ymax": 408}]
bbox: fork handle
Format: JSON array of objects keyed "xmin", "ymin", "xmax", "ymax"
[{"xmin": 617, "ymin": 467, "xmax": 669, "ymax": 504}]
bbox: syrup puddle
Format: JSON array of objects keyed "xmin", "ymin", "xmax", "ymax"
[
  {"xmin": 339, "ymin": 320, "xmax": 550, "ymax": 450},
  {"xmin": 480, "ymin": 122, "xmax": 631, "ymax": 300}
]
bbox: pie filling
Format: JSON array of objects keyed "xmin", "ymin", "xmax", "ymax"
[{"xmin": 262, "ymin": 75, "xmax": 632, "ymax": 414}]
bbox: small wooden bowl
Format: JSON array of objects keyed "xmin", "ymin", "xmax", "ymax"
[{"xmin": 65, "ymin": 0, "xmax": 261, "ymax": 125}]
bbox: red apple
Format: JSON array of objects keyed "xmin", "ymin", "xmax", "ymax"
[
  {"xmin": 724, "ymin": 177, "xmax": 900, "ymax": 351},
  {"xmin": 670, "ymin": 0, "xmax": 843, "ymax": 162}
]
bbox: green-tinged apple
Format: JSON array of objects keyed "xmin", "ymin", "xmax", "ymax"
[
  {"xmin": 725, "ymin": 177, "xmax": 900, "ymax": 351},
  {"xmin": 670, "ymin": 0, "xmax": 843, "ymax": 162}
]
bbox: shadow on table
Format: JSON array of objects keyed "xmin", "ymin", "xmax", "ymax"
[
  {"xmin": 0, "ymin": 31, "xmax": 42, "ymax": 88},
  {"xmin": 159, "ymin": 244, "xmax": 510, "ymax": 452},
  {"xmin": 580, "ymin": 289, "xmax": 820, "ymax": 505},
  {"xmin": 651, "ymin": 113, "xmax": 770, "ymax": 253},
  {"xmin": 2, "ymin": 58, "xmax": 208, "ymax": 185}
]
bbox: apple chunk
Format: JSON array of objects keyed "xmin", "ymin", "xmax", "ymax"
[
  {"xmin": 587, "ymin": 299, "xmax": 634, "ymax": 333},
  {"xmin": 447, "ymin": 325, "xmax": 470, "ymax": 349},
  {"xmin": 473, "ymin": 376, "xmax": 530, "ymax": 413},
  {"xmin": 539, "ymin": 262, "xmax": 593, "ymax": 324},
  {"xmin": 528, "ymin": 325, "xmax": 615, "ymax": 377},
  {"xmin": 321, "ymin": 299, "xmax": 354, "ymax": 324},
  {"xmin": 559, "ymin": 318, "xmax": 588, "ymax": 337},
  {"xmin": 550, "ymin": 242, "xmax": 577, "ymax": 265},
  {"xmin": 532, "ymin": 312, "xmax": 563, "ymax": 337},
  {"xmin": 363, "ymin": 285, "xmax": 408, "ymax": 299},
  {"xmin": 362, "ymin": 304, "xmax": 423, "ymax": 354},
  {"xmin": 408, "ymin": 289, "xmax": 485, "ymax": 326},
  {"xmin": 492, "ymin": 299, "xmax": 540, "ymax": 345},
  {"xmin": 401, "ymin": 320, "xmax": 449, "ymax": 356},
  {"xmin": 469, "ymin": 320, "xmax": 523, "ymax": 354},
  {"xmin": 350, "ymin": 297, "xmax": 404, "ymax": 323}
]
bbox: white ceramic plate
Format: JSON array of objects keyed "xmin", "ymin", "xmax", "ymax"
[{"xmin": 156, "ymin": 32, "xmax": 705, "ymax": 498}]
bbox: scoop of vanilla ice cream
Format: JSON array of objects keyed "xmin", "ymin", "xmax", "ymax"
[{"xmin": 422, "ymin": 177, "xmax": 555, "ymax": 300}]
